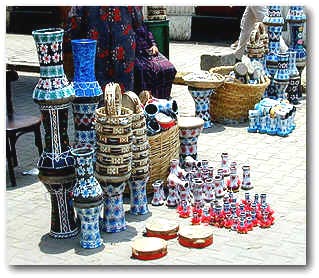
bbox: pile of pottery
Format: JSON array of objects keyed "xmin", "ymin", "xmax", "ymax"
[
  {"xmin": 226, "ymin": 57, "xmax": 268, "ymax": 85},
  {"xmin": 189, "ymin": 192, "xmax": 275, "ymax": 233},
  {"xmin": 248, "ymin": 98, "xmax": 296, "ymax": 137},
  {"xmin": 122, "ymin": 91, "xmax": 150, "ymax": 215},
  {"xmin": 141, "ymin": 91, "xmax": 178, "ymax": 136},
  {"xmin": 263, "ymin": 6, "xmax": 307, "ymax": 103},
  {"xmin": 151, "ymin": 153, "xmax": 254, "ymax": 210}
]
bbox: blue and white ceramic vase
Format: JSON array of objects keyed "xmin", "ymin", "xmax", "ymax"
[
  {"xmin": 274, "ymin": 53, "xmax": 289, "ymax": 100},
  {"xmin": 101, "ymin": 182, "xmax": 127, "ymax": 233},
  {"xmin": 263, "ymin": 6, "xmax": 285, "ymax": 99},
  {"xmin": 128, "ymin": 178, "xmax": 149, "ymax": 215},
  {"xmin": 71, "ymin": 39, "xmax": 103, "ymax": 149},
  {"xmin": 247, "ymin": 110, "xmax": 259, "ymax": 133},
  {"xmin": 286, "ymin": 6, "xmax": 307, "ymax": 80},
  {"xmin": 71, "ymin": 147, "xmax": 104, "ymax": 249},
  {"xmin": 32, "ymin": 28, "xmax": 78, "ymax": 239},
  {"xmin": 286, "ymin": 50, "xmax": 301, "ymax": 105},
  {"xmin": 188, "ymin": 87, "xmax": 213, "ymax": 129}
]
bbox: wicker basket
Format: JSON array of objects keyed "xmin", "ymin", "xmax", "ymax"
[
  {"xmin": 209, "ymin": 66, "xmax": 270, "ymax": 124},
  {"xmin": 146, "ymin": 124, "xmax": 180, "ymax": 194}
]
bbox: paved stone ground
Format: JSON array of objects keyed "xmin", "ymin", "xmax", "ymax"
[{"xmin": 5, "ymin": 36, "xmax": 307, "ymax": 266}]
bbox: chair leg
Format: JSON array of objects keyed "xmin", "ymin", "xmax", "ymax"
[
  {"xmin": 7, "ymin": 133, "xmax": 18, "ymax": 167},
  {"xmin": 6, "ymin": 136, "xmax": 17, "ymax": 187},
  {"xmin": 34, "ymin": 124, "xmax": 43, "ymax": 157}
]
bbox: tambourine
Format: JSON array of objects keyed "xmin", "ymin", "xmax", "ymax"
[
  {"xmin": 131, "ymin": 237, "xmax": 167, "ymax": 260},
  {"xmin": 95, "ymin": 122, "xmax": 132, "ymax": 135},
  {"xmin": 96, "ymin": 152, "xmax": 132, "ymax": 166},
  {"xmin": 145, "ymin": 218, "xmax": 179, "ymax": 240},
  {"xmin": 178, "ymin": 225, "xmax": 213, "ymax": 248}
]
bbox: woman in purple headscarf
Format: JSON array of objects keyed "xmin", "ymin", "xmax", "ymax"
[{"xmin": 132, "ymin": 7, "xmax": 177, "ymax": 99}]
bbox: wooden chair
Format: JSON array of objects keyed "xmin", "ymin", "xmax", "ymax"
[{"xmin": 6, "ymin": 69, "xmax": 43, "ymax": 187}]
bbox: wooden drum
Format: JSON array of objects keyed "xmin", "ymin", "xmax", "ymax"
[
  {"xmin": 178, "ymin": 225, "xmax": 213, "ymax": 248},
  {"xmin": 145, "ymin": 218, "xmax": 179, "ymax": 240},
  {"xmin": 131, "ymin": 237, "xmax": 167, "ymax": 260}
]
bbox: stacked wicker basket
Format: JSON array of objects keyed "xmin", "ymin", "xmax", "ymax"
[{"xmin": 95, "ymin": 83, "xmax": 133, "ymax": 184}]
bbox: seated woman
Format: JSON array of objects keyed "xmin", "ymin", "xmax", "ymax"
[{"xmin": 133, "ymin": 10, "xmax": 177, "ymax": 100}]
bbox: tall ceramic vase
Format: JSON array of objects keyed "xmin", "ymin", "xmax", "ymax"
[
  {"xmin": 286, "ymin": 50, "xmax": 300, "ymax": 104},
  {"xmin": 286, "ymin": 6, "xmax": 307, "ymax": 98},
  {"xmin": 263, "ymin": 6, "xmax": 285, "ymax": 99},
  {"xmin": 71, "ymin": 39, "xmax": 103, "ymax": 150},
  {"xmin": 274, "ymin": 53, "xmax": 289, "ymax": 100},
  {"xmin": 71, "ymin": 147, "xmax": 104, "ymax": 249},
  {"xmin": 32, "ymin": 28, "xmax": 78, "ymax": 239},
  {"xmin": 188, "ymin": 87, "xmax": 213, "ymax": 129}
]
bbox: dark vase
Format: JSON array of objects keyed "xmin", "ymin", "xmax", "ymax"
[
  {"xmin": 286, "ymin": 6, "xmax": 307, "ymax": 98},
  {"xmin": 71, "ymin": 39, "xmax": 103, "ymax": 150},
  {"xmin": 286, "ymin": 50, "xmax": 301, "ymax": 104},
  {"xmin": 71, "ymin": 147, "xmax": 104, "ymax": 249},
  {"xmin": 263, "ymin": 6, "xmax": 285, "ymax": 99},
  {"xmin": 32, "ymin": 28, "xmax": 78, "ymax": 239}
]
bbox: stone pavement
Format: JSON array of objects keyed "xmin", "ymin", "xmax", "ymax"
[{"xmin": 5, "ymin": 35, "xmax": 307, "ymax": 266}]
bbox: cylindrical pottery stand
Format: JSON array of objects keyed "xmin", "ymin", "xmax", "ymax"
[
  {"xmin": 32, "ymin": 28, "xmax": 78, "ymax": 239},
  {"xmin": 274, "ymin": 53, "xmax": 289, "ymax": 100},
  {"xmin": 182, "ymin": 72, "xmax": 224, "ymax": 129},
  {"xmin": 95, "ymin": 83, "xmax": 133, "ymax": 233},
  {"xmin": 263, "ymin": 6, "xmax": 285, "ymax": 100},
  {"xmin": 286, "ymin": 6, "xmax": 307, "ymax": 98},
  {"xmin": 177, "ymin": 116, "xmax": 204, "ymax": 167},
  {"xmin": 188, "ymin": 87, "xmax": 213, "ymax": 129},
  {"xmin": 71, "ymin": 147, "xmax": 104, "ymax": 249},
  {"xmin": 122, "ymin": 91, "xmax": 150, "ymax": 215},
  {"xmin": 71, "ymin": 39, "xmax": 103, "ymax": 149}
]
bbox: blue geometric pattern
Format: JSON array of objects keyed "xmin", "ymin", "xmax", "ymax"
[{"xmin": 75, "ymin": 205, "xmax": 103, "ymax": 249}]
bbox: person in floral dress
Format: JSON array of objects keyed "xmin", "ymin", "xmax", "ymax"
[
  {"xmin": 62, "ymin": 6, "xmax": 137, "ymax": 93},
  {"xmin": 132, "ymin": 7, "xmax": 177, "ymax": 99}
]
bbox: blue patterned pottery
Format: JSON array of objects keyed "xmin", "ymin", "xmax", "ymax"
[
  {"xmin": 188, "ymin": 87, "xmax": 214, "ymax": 129},
  {"xmin": 128, "ymin": 178, "xmax": 149, "ymax": 215},
  {"xmin": 32, "ymin": 28, "xmax": 78, "ymax": 239},
  {"xmin": 71, "ymin": 147, "xmax": 103, "ymax": 248},
  {"xmin": 101, "ymin": 182, "xmax": 127, "ymax": 233},
  {"xmin": 71, "ymin": 39, "xmax": 103, "ymax": 149}
]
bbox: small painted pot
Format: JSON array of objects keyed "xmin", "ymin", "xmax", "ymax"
[
  {"xmin": 241, "ymin": 165, "xmax": 253, "ymax": 190},
  {"xmin": 128, "ymin": 177, "xmax": 149, "ymax": 215}
]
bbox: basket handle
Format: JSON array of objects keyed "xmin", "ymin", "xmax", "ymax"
[
  {"xmin": 124, "ymin": 91, "xmax": 143, "ymax": 113},
  {"xmin": 104, "ymin": 82, "xmax": 122, "ymax": 116}
]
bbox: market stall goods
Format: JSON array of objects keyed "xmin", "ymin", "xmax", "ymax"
[
  {"xmin": 95, "ymin": 82, "xmax": 133, "ymax": 233},
  {"xmin": 32, "ymin": 27, "xmax": 78, "ymax": 239},
  {"xmin": 71, "ymin": 147, "xmax": 103, "ymax": 249},
  {"xmin": 209, "ymin": 66, "xmax": 269, "ymax": 124},
  {"xmin": 131, "ymin": 237, "xmax": 168, "ymax": 260},
  {"xmin": 71, "ymin": 39, "xmax": 103, "ymax": 150}
]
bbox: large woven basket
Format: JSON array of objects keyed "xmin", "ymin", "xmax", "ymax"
[
  {"xmin": 209, "ymin": 66, "xmax": 270, "ymax": 124},
  {"xmin": 146, "ymin": 124, "xmax": 180, "ymax": 194}
]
